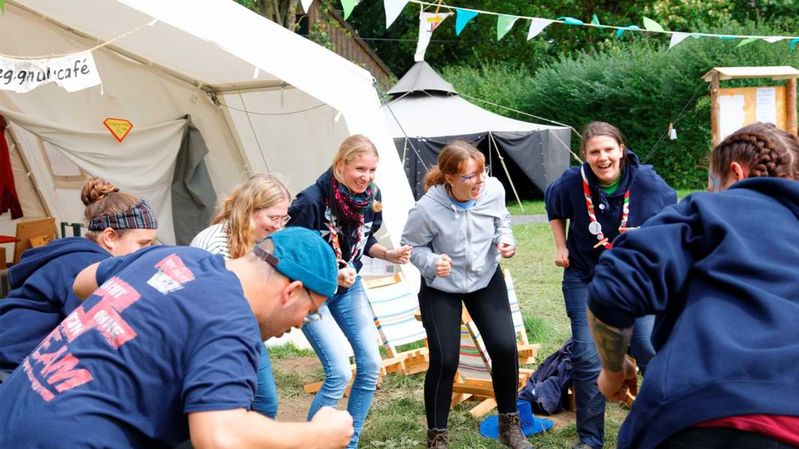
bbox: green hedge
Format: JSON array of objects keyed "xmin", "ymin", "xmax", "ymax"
[{"xmin": 444, "ymin": 21, "xmax": 799, "ymax": 189}]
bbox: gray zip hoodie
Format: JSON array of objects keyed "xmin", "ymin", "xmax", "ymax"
[{"xmin": 401, "ymin": 177, "xmax": 515, "ymax": 294}]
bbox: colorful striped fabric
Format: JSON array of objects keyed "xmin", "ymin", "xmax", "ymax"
[{"xmin": 365, "ymin": 276, "xmax": 427, "ymax": 350}]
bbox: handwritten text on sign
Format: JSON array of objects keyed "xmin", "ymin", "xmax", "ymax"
[{"xmin": 0, "ymin": 51, "xmax": 101, "ymax": 94}]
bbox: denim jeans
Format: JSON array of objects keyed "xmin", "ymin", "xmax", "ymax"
[
  {"xmin": 302, "ymin": 278, "xmax": 381, "ymax": 449},
  {"xmin": 252, "ymin": 344, "xmax": 278, "ymax": 418},
  {"xmin": 563, "ymin": 269, "xmax": 656, "ymax": 449}
]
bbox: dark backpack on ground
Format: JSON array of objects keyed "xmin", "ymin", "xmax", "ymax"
[{"xmin": 518, "ymin": 338, "xmax": 573, "ymax": 415}]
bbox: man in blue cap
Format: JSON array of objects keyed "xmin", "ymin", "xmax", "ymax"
[{"xmin": 0, "ymin": 227, "xmax": 351, "ymax": 449}]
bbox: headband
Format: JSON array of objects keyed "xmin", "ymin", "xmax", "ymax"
[{"xmin": 88, "ymin": 199, "xmax": 158, "ymax": 231}]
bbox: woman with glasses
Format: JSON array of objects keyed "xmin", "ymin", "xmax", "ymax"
[
  {"xmin": 190, "ymin": 173, "xmax": 291, "ymax": 419},
  {"xmin": 288, "ymin": 134, "xmax": 412, "ymax": 448},
  {"xmin": 544, "ymin": 122, "xmax": 676, "ymax": 449},
  {"xmin": 401, "ymin": 140, "xmax": 530, "ymax": 449}
]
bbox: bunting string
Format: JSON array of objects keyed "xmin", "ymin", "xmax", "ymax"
[{"xmin": 377, "ymin": 0, "xmax": 799, "ymax": 49}]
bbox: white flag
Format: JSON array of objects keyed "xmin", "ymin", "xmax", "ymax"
[
  {"xmin": 301, "ymin": 0, "xmax": 314, "ymax": 14},
  {"xmin": 414, "ymin": 12, "xmax": 450, "ymax": 62},
  {"xmin": 527, "ymin": 18, "xmax": 554, "ymax": 41},
  {"xmin": 668, "ymin": 32, "xmax": 690, "ymax": 50},
  {"xmin": 384, "ymin": 0, "xmax": 409, "ymax": 29},
  {"xmin": 0, "ymin": 50, "xmax": 101, "ymax": 93}
]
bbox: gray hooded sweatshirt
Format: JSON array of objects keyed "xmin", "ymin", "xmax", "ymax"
[{"xmin": 401, "ymin": 177, "xmax": 515, "ymax": 294}]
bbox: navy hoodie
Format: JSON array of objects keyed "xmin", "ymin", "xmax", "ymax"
[
  {"xmin": 588, "ymin": 178, "xmax": 799, "ymax": 449},
  {"xmin": 0, "ymin": 237, "xmax": 110, "ymax": 371},
  {"xmin": 545, "ymin": 150, "xmax": 677, "ymax": 281},
  {"xmin": 288, "ymin": 169, "xmax": 382, "ymax": 294}
]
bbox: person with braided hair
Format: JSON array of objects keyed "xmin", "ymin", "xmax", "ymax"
[
  {"xmin": 0, "ymin": 177, "xmax": 157, "ymax": 382},
  {"xmin": 288, "ymin": 134, "xmax": 412, "ymax": 448},
  {"xmin": 587, "ymin": 122, "xmax": 799, "ymax": 449}
]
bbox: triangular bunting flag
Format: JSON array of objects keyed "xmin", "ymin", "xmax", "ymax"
[
  {"xmin": 642, "ymin": 17, "xmax": 666, "ymax": 33},
  {"xmin": 763, "ymin": 36, "xmax": 786, "ymax": 43},
  {"xmin": 341, "ymin": 0, "xmax": 359, "ymax": 20},
  {"xmin": 527, "ymin": 18, "xmax": 554, "ymax": 41},
  {"xmin": 455, "ymin": 8, "xmax": 478, "ymax": 36},
  {"xmin": 415, "ymin": 11, "xmax": 450, "ymax": 61},
  {"xmin": 591, "ymin": 14, "xmax": 600, "ymax": 25},
  {"xmin": 497, "ymin": 15, "xmax": 519, "ymax": 41},
  {"xmin": 737, "ymin": 37, "xmax": 759, "ymax": 48},
  {"xmin": 301, "ymin": 0, "xmax": 313, "ymax": 14},
  {"xmin": 557, "ymin": 17, "xmax": 584, "ymax": 26},
  {"xmin": 615, "ymin": 25, "xmax": 640, "ymax": 39},
  {"xmin": 669, "ymin": 32, "xmax": 690, "ymax": 49},
  {"xmin": 384, "ymin": 0, "xmax": 408, "ymax": 29},
  {"xmin": 790, "ymin": 38, "xmax": 799, "ymax": 52}
]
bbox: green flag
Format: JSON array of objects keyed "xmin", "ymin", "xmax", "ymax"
[
  {"xmin": 496, "ymin": 15, "xmax": 518, "ymax": 41},
  {"xmin": 341, "ymin": 0, "xmax": 358, "ymax": 20},
  {"xmin": 591, "ymin": 14, "xmax": 600, "ymax": 25},
  {"xmin": 642, "ymin": 17, "xmax": 665, "ymax": 33}
]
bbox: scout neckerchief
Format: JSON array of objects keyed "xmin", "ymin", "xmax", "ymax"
[
  {"xmin": 325, "ymin": 177, "xmax": 372, "ymax": 264},
  {"xmin": 581, "ymin": 166, "xmax": 631, "ymax": 250}
]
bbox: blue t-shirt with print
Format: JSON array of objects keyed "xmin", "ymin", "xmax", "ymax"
[{"xmin": 0, "ymin": 246, "xmax": 262, "ymax": 449}]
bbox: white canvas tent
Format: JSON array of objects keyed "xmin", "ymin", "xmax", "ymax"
[
  {"xmin": 0, "ymin": 0, "xmax": 415, "ymax": 262},
  {"xmin": 382, "ymin": 61, "xmax": 571, "ymax": 201}
]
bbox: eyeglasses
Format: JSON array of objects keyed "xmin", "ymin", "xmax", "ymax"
[
  {"xmin": 266, "ymin": 214, "xmax": 291, "ymax": 226},
  {"xmin": 301, "ymin": 287, "xmax": 322, "ymax": 324},
  {"xmin": 253, "ymin": 244, "xmax": 323, "ymax": 325},
  {"xmin": 458, "ymin": 167, "xmax": 489, "ymax": 183}
]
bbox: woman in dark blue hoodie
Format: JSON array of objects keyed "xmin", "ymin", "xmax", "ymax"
[
  {"xmin": 0, "ymin": 177, "xmax": 157, "ymax": 381},
  {"xmin": 288, "ymin": 134, "xmax": 412, "ymax": 449},
  {"xmin": 589, "ymin": 122, "xmax": 799, "ymax": 449},
  {"xmin": 545, "ymin": 122, "xmax": 677, "ymax": 449}
]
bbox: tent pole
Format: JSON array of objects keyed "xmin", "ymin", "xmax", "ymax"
[{"xmin": 489, "ymin": 132, "xmax": 524, "ymax": 213}]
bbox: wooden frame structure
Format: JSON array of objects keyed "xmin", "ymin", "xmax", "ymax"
[{"xmin": 703, "ymin": 66, "xmax": 799, "ymax": 146}]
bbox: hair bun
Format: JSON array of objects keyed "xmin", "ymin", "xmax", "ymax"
[{"xmin": 80, "ymin": 177, "xmax": 120, "ymax": 206}]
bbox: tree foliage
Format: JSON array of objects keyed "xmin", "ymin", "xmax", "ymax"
[{"xmin": 446, "ymin": 19, "xmax": 799, "ymax": 189}]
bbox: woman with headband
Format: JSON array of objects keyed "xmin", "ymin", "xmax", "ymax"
[{"xmin": 0, "ymin": 177, "xmax": 157, "ymax": 382}]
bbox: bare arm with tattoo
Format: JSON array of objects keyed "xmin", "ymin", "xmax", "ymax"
[{"xmin": 588, "ymin": 310, "xmax": 638, "ymax": 402}]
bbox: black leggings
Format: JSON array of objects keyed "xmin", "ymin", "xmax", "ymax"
[{"xmin": 419, "ymin": 267, "xmax": 519, "ymax": 429}]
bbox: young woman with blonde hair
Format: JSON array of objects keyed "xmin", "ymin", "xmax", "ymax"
[
  {"xmin": 0, "ymin": 177, "xmax": 158, "ymax": 381},
  {"xmin": 289, "ymin": 134, "xmax": 411, "ymax": 448},
  {"xmin": 191, "ymin": 173, "xmax": 291, "ymax": 418}
]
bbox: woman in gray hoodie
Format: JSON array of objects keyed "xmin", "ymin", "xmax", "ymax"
[{"xmin": 402, "ymin": 141, "xmax": 530, "ymax": 449}]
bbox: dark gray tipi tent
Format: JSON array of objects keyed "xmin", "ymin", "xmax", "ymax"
[{"xmin": 381, "ymin": 61, "xmax": 572, "ymax": 202}]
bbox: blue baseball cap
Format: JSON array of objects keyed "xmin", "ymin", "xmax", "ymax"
[{"xmin": 254, "ymin": 227, "xmax": 338, "ymax": 297}]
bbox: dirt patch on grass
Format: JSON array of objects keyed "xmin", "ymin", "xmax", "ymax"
[{"xmin": 272, "ymin": 355, "xmax": 321, "ymax": 422}]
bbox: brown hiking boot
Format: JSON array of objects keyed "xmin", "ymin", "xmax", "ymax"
[
  {"xmin": 499, "ymin": 412, "xmax": 533, "ymax": 449},
  {"xmin": 426, "ymin": 428, "xmax": 448, "ymax": 449}
]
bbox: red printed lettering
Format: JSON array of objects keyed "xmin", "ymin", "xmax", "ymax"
[
  {"xmin": 41, "ymin": 352, "xmax": 92, "ymax": 393},
  {"xmin": 155, "ymin": 254, "xmax": 195, "ymax": 284},
  {"xmin": 22, "ymin": 358, "xmax": 55, "ymax": 402}
]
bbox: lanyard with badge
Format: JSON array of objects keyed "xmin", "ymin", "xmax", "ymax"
[{"xmin": 580, "ymin": 166, "xmax": 634, "ymax": 250}]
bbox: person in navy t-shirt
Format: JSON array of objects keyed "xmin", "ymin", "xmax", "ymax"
[
  {"xmin": 0, "ymin": 227, "xmax": 353, "ymax": 449},
  {"xmin": 589, "ymin": 122, "xmax": 799, "ymax": 449},
  {"xmin": 545, "ymin": 122, "xmax": 676, "ymax": 449}
]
